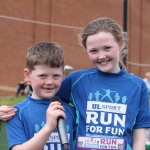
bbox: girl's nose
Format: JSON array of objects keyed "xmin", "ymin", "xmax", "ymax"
[{"xmin": 98, "ymin": 52, "xmax": 106, "ymax": 59}]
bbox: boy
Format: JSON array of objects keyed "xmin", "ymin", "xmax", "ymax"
[{"xmin": 6, "ymin": 42, "xmax": 76, "ymax": 150}]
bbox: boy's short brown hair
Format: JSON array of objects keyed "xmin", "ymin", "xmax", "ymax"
[{"xmin": 26, "ymin": 42, "xmax": 65, "ymax": 71}]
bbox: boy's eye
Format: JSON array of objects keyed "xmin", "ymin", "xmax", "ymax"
[
  {"xmin": 54, "ymin": 74, "xmax": 60, "ymax": 78},
  {"xmin": 39, "ymin": 75, "xmax": 46, "ymax": 78}
]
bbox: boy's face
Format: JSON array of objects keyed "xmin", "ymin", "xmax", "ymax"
[{"xmin": 24, "ymin": 65, "xmax": 64, "ymax": 99}]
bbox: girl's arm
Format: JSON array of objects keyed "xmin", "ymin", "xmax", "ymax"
[
  {"xmin": 0, "ymin": 106, "xmax": 17, "ymax": 121},
  {"xmin": 132, "ymin": 128, "xmax": 146, "ymax": 150},
  {"xmin": 11, "ymin": 102, "xmax": 66, "ymax": 150}
]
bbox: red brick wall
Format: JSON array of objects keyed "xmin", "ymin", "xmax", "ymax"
[
  {"xmin": 0, "ymin": 0, "xmax": 150, "ymax": 96},
  {"xmin": 127, "ymin": 0, "xmax": 150, "ymax": 76}
]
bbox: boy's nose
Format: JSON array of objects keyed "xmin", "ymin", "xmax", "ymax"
[{"xmin": 45, "ymin": 78, "xmax": 53, "ymax": 84}]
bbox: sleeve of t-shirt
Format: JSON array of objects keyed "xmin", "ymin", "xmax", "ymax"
[
  {"xmin": 133, "ymin": 81, "xmax": 150, "ymax": 129},
  {"xmin": 6, "ymin": 109, "xmax": 27, "ymax": 150}
]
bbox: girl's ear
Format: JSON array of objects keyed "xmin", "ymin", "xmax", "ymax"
[
  {"xmin": 119, "ymin": 39, "xmax": 125, "ymax": 51},
  {"xmin": 24, "ymin": 68, "xmax": 30, "ymax": 82}
]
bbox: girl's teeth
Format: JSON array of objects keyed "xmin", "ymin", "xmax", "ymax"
[{"xmin": 101, "ymin": 61, "xmax": 107, "ymax": 65}]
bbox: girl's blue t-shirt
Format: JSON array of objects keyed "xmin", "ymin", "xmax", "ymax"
[{"xmin": 56, "ymin": 67, "xmax": 150, "ymax": 150}]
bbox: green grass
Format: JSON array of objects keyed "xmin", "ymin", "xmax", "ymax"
[
  {"xmin": 0, "ymin": 95, "xmax": 26, "ymax": 150},
  {"xmin": 0, "ymin": 95, "xmax": 26, "ymax": 106}
]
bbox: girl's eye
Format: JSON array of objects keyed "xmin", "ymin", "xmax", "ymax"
[
  {"xmin": 105, "ymin": 47, "xmax": 111, "ymax": 51},
  {"xmin": 90, "ymin": 49, "xmax": 97, "ymax": 53}
]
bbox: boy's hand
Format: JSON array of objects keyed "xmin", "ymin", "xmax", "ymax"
[
  {"xmin": 0, "ymin": 105, "xmax": 17, "ymax": 121},
  {"xmin": 45, "ymin": 102, "xmax": 66, "ymax": 131}
]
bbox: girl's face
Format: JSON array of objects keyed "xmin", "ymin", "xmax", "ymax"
[
  {"xmin": 24, "ymin": 65, "xmax": 64, "ymax": 99},
  {"xmin": 86, "ymin": 32, "xmax": 124, "ymax": 73}
]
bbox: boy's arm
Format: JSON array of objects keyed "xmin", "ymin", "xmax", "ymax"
[
  {"xmin": 0, "ymin": 106, "xmax": 17, "ymax": 121},
  {"xmin": 11, "ymin": 124, "xmax": 54, "ymax": 150},
  {"xmin": 132, "ymin": 128, "xmax": 146, "ymax": 150},
  {"xmin": 7, "ymin": 102, "xmax": 65, "ymax": 150}
]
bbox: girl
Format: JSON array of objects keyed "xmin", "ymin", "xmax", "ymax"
[{"xmin": 57, "ymin": 18, "xmax": 150, "ymax": 150}]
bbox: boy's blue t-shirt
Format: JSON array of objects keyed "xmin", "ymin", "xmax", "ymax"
[
  {"xmin": 56, "ymin": 67, "xmax": 150, "ymax": 150},
  {"xmin": 6, "ymin": 95, "xmax": 76, "ymax": 150}
]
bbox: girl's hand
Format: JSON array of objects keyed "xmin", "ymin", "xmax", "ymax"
[
  {"xmin": 45, "ymin": 102, "xmax": 66, "ymax": 132},
  {"xmin": 0, "ymin": 105, "xmax": 17, "ymax": 121}
]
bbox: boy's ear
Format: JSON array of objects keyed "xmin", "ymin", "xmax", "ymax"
[{"xmin": 24, "ymin": 68, "xmax": 30, "ymax": 82}]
